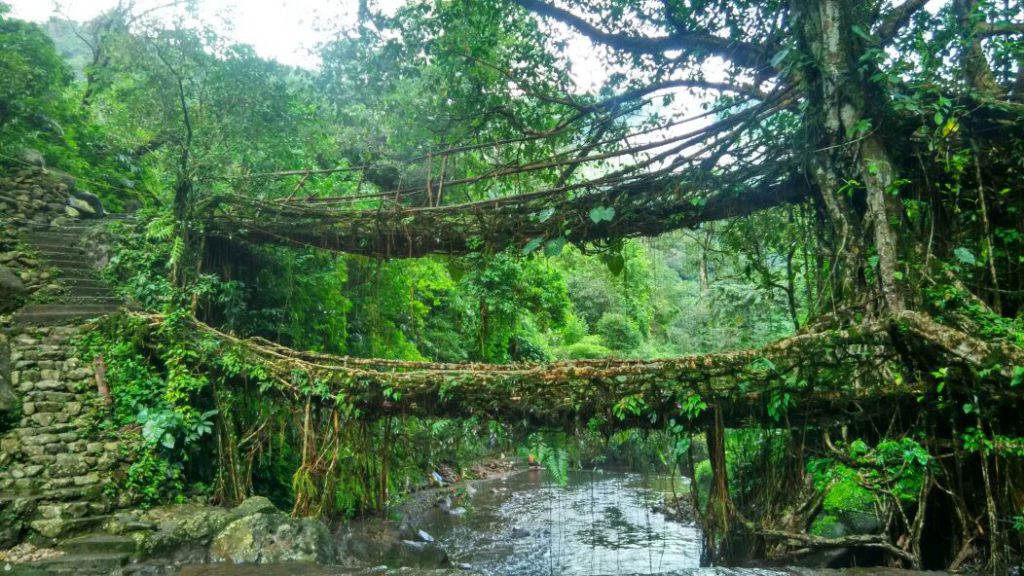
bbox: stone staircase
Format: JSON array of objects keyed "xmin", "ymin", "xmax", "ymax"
[
  {"xmin": 12, "ymin": 219, "xmax": 126, "ymax": 326},
  {"xmin": 0, "ymin": 325, "xmax": 121, "ymax": 547},
  {"xmin": 25, "ymin": 534, "xmax": 136, "ymax": 575},
  {"xmin": 1, "ymin": 217, "xmax": 130, "ymax": 552}
]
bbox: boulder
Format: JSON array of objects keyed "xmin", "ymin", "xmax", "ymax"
[
  {"xmin": 138, "ymin": 505, "xmax": 234, "ymax": 556},
  {"xmin": 71, "ymin": 191, "xmax": 104, "ymax": 217},
  {"xmin": 47, "ymin": 170, "xmax": 76, "ymax": 190},
  {"xmin": 64, "ymin": 206, "xmax": 81, "ymax": 219},
  {"xmin": 344, "ymin": 522, "xmax": 449, "ymax": 568},
  {"xmin": 397, "ymin": 540, "xmax": 449, "ymax": 567},
  {"xmin": 0, "ymin": 264, "xmax": 25, "ymax": 312},
  {"xmin": 209, "ymin": 512, "xmax": 335, "ymax": 565},
  {"xmin": 231, "ymin": 496, "xmax": 278, "ymax": 518},
  {"xmin": 0, "ymin": 498, "xmax": 33, "ymax": 548},
  {"xmin": 17, "ymin": 149, "xmax": 45, "ymax": 168},
  {"xmin": 66, "ymin": 197, "xmax": 97, "ymax": 218}
]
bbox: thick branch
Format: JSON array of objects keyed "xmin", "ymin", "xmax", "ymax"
[
  {"xmin": 514, "ymin": 0, "xmax": 767, "ymax": 70},
  {"xmin": 205, "ymin": 172, "xmax": 810, "ymax": 258},
  {"xmin": 758, "ymin": 529, "xmax": 919, "ymax": 567},
  {"xmin": 977, "ymin": 21, "xmax": 1024, "ymax": 37},
  {"xmin": 875, "ymin": 0, "xmax": 931, "ymax": 44}
]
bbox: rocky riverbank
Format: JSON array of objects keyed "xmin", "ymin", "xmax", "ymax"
[{"xmin": 0, "ymin": 458, "xmax": 521, "ymax": 575}]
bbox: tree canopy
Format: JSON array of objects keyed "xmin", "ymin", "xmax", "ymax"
[{"xmin": 2, "ymin": 0, "xmax": 1024, "ymax": 571}]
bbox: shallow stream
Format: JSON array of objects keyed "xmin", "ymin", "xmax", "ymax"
[
  {"xmin": 408, "ymin": 468, "xmax": 700, "ymax": 575},
  {"xmin": 176, "ymin": 469, "xmax": 944, "ymax": 576}
]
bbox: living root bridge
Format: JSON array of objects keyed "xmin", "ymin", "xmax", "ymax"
[
  {"xmin": 201, "ymin": 171, "xmax": 807, "ymax": 258},
  {"xmin": 130, "ymin": 310, "xmax": 1021, "ymax": 429}
]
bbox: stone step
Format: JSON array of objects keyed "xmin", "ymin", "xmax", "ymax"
[
  {"xmin": 63, "ymin": 295, "xmax": 122, "ymax": 306},
  {"xmin": 24, "ymin": 231, "xmax": 90, "ymax": 240},
  {"xmin": 33, "ymin": 253, "xmax": 97, "ymax": 265},
  {"xmin": 13, "ymin": 304, "xmax": 122, "ymax": 326},
  {"xmin": 49, "ymin": 277, "xmax": 109, "ymax": 290},
  {"xmin": 59, "ymin": 534, "xmax": 137, "ymax": 556},
  {"xmin": 29, "ymin": 514, "xmax": 112, "ymax": 540},
  {"xmin": 58, "ymin": 285, "xmax": 116, "ymax": 298},
  {"xmin": 4, "ymin": 485, "xmax": 107, "ymax": 503},
  {"xmin": 27, "ymin": 244, "xmax": 89, "ymax": 255},
  {"xmin": 26, "ymin": 552, "xmax": 129, "ymax": 576}
]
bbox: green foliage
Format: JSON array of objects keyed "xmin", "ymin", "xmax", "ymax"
[
  {"xmin": 525, "ymin": 432, "xmax": 571, "ymax": 487},
  {"xmin": 77, "ymin": 314, "xmax": 219, "ymax": 505},
  {"xmin": 808, "ymin": 436, "xmax": 930, "ymax": 519},
  {"xmin": 823, "ymin": 477, "xmax": 876, "ymax": 514},
  {"xmin": 810, "ymin": 514, "xmax": 844, "ymax": 538},
  {"xmin": 556, "ymin": 336, "xmax": 613, "ymax": 359},
  {"xmin": 124, "ymin": 448, "xmax": 184, "ymax": 507},
  {"xmin": 595, "ymin": 312, "xmax": 643, "ymax": 352}
]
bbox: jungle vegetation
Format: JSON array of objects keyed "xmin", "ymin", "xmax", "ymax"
[{"xmin": 2, "ymin": 0, "xmax": 1024, "ymax": 572}]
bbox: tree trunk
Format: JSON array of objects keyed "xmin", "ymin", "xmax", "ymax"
[
  {"xmin": 702, "ymin": 403, "xmax": 734, "ymax": 564},
  {"xmin": 792, "ymin": 0, "xmax": 905, "ymax": 314}
]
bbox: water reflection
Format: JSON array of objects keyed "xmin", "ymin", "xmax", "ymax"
[{"xmin": 418, "ymin": 469, "xmax": 701, "ymax": 575}]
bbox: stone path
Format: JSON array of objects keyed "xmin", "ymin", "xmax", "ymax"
[
  {"xmin": 12, "ymin": 218, "xmax": 126, "ymax": 326},
  {"xmin": 0, "ymin": 325, "xmax": 120, "ymax": 546},
  {"xmin": 2, "ymin": 216, "xmax": 128, "ymax": 549}
]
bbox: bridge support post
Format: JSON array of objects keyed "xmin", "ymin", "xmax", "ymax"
[{"xmin": 701, "ymin": 403, "xmax": 736, "ymax": 565}]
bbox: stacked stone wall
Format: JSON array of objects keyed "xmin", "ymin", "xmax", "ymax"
[{"xmin": 0, "ymin": 325, "xmax": 120, "ymax": 545}]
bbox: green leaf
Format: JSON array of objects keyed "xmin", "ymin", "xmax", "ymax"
[
  {"xmin": 1011, "ymin": 366, "xmax": 1023, "ymax": 387},
  {"xmin": 589, "ymin": 205, "xmax": 615, "ymax": 224},
  {"xmin": 544, "ymin": 236, "xmax": 566, "ymax": 256},
  {"xmin": 605, "ymin": 253, "xmax": 625, "ymax": 276},
  {"xmin": 851, "ymin": 25, "xmax": 873, "ymax": 42},
  {"xmin": 954, "ymin": 247, "xmax": 977, "ymax": 266},
  {"xmin": 522, "ymin": 237, "xmax": 543, "ymax": 255},
  {"xmin": 962, "ymin": 403, "xmax": 974, "ymax": 414},
  {"xmin": 536, "ymin": 207, "xmax": 555, "ymax": 222},
  {"xmin": 769, "ymin": 47, "xmax": 790, "ymax": 67}
]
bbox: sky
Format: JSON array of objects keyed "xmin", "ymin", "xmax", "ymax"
[
  {"xmin": 5, "ymin": 0, "xmax": 611, "ymax": 89},
  {"xmin": 6, "ymin": 0, "xmax": 404, "ymax": 68},
  {"xmin": 6, "ymin": 0, "xmax": 702, "ymax": 165}
]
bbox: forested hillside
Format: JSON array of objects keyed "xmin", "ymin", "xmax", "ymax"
[{"xmin": 1, "ymin": 0, "xmax": 1023, "ymax": 572}]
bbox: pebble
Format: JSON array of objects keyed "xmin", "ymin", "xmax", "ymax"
[{"xmin": 0, "ymin": 543, "xmax": 64, "ymax": 564}]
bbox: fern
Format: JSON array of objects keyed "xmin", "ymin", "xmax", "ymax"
[
  {"xmin": 528, "ymin": 432, "xmax": 570, "ymax": 487},
  {"xmin": 146, "ymin": 216, "xmax": 175, "ymax": 241},
  {"xmin": 169, "ymin": 236, "xmax": 185, "ymax": 267}
]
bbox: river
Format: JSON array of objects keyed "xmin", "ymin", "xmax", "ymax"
[{"xmin": 176, "ymin": 469, "xmax": 945, "ymax": 576}]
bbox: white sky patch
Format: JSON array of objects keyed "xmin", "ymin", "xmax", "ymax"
[
  {"xmin": 7, "ymin": 0, "xmax": 404, "ymax": 68},
  {"xmin": 9, "ymin": 0, "xmax": 723, "ymax": 173}
]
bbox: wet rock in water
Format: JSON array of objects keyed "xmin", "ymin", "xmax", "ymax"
[
  {"xmin": 343, "ymin": 522, "xmax": 449, "ymax": 569},
  {"xmin": 446, "ymin": 506, "xmax": 467, "ymax": 517},
  {"xmin": 398, "ymin": 523, "xmax": 435, "ymax": 544},
  {"xmin": 510, "ymin": 526, "xmax": 530, "ymax": 539},
  {"xmin": 209, "ymin": 512, "xmax": 335, "ymax": 565},
  {"xmin": 398, "ymin": 540, "xmax": 449, "ymax": 567}
]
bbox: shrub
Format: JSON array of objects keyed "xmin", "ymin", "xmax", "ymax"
[{"xmin": 595, "ymin": 312, "xmax": 643, "ymax": 352}]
